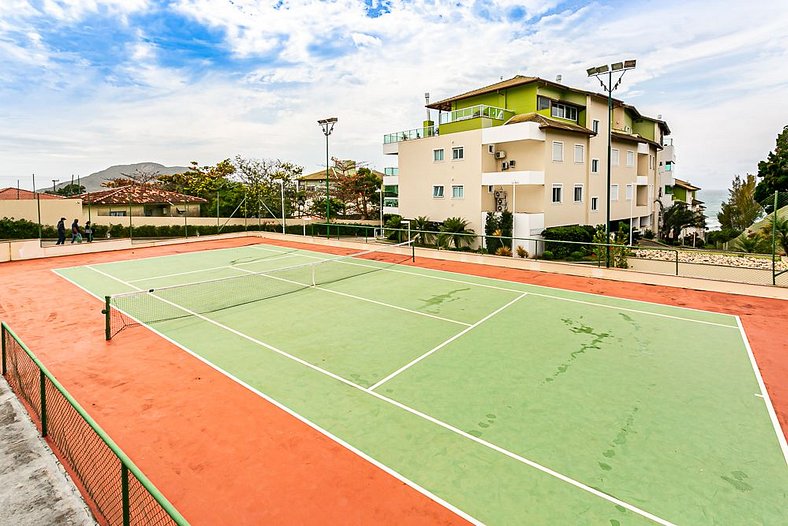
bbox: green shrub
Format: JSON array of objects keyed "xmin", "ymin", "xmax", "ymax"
[
  {"xmin": 0, "ymin": 217, "xmax": 41, "ymax": 239},
  {"xmin": 495, "ymin": 245, "xmax": 512, "ymax": 257},
  {"xmin": 541, "ymin": 250, "xmax": 554, "ymax": 260},
  {"xmin": 643, "ymin": 229, "xmax": 655, "ymax": 239},
  {"xmin": 516, "ymin": 245, "xmax": 528, "ymax": 258},
  {"xmin": 569, "ymin": 251, "xmax": 585, "ymax": 260},
  {"xmin": 541, "ymin": 225, "xmax": 595, "ymax": 259}
]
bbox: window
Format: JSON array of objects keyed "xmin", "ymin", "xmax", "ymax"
[
  {"xmin": 591, "ymin": 196, "xmax": 599, "ymax": 212},
  {"xmin": 109, "ymin": 211, "xmax": 127, "ymax": 217},
  {"xmin": 451, "ymin": 185, "xmax": 464, "ymax": 199},
  {"xmin": 452, "ymin": 147, "xmax": 464, "ymax": 160},
  {"xmin": 574, "ymin": 144, "xmax": 584, "ymax": 163},
  {"xmin": 649, "ymin": 154, "xmax": 655, "ymax": 169},
  {"xmin": 591, "ymin": 159, "xmax": 599, "ymax": 173},
  {"xmin": 551, "ymin": 103, "xmax": 578, "ymax": 121},
  {"xmin": 433, "ymin": 149, "xmax": 444, "ymax": 161},
  {"xmin": 626, "ymin": 184, "xmax": 633, "ymax": 200},
  {"xmin": 537, "ymin": 96, "xmax": 551, "ymax": 111},
  {"xmin": 664, "ymin": 185, "xmax": 673, "ymax": 195},
  {"xmin": 551, "ymin": 184, "xmax": 563, "ymax": 204},
  {"xmin": 665, "ymin": 161, "xmax": 672, "ymax": 172},
  {"xmin": 552, "ymin": 141, "xmax": 564, "ymax": 162},
  {"xmin": 574, "ymin": 184, "xmax": 583, "ymax": 203},
  {"xmin": 626, "ymin": 150, "xmax": 635, "ymax": 167},
  {"xmin": 432, "ymin": 185, "xmax": 444, "ymax": 198},
  {"xmin": 611, "ymin": 149, "xmax": 620, "ymax": 166},
  {"xmin": 611, "ymin": 184, "xmax": 620, "ymax": 201},
  {"xmin": 592, "ymin": 120, "xmax": 600, "ymax": 134}
]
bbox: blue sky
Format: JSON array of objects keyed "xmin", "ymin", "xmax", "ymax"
[{"xmin": 0, "ymin": 0, "xmax": 786, "ymax": 192}]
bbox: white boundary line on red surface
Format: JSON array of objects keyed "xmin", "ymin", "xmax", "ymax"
[
  {"xmin": 76, "ymin": 266, "xmax": 677, "ymax": 526},
  {"xmin": 54, "ymin": 268, "xmax": 484, "ymax": 526},
  {"xmin": 735, "ymin": 316, "xmax": 788, "ymax": 465}
]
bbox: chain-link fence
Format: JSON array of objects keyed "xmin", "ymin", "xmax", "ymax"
[
  {"xmin": 309, "ymin": 221, "xmax": 788, "ymax": 287},
  {"xmin": 1, "ymin": 322, "xmax": 189, "ymax": 526}
]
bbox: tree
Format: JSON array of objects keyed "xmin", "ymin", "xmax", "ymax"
[
  {"xmin": 102, "ymin": 166, "xmax": 162, "ymax": 188},
  {"xmin": 437, "ymin": 217, "xmax": 475, "ymax": 249},
  {"xmin": 233, "ymin": 156, "xmax": 303, "ymax": 218},
  {"xmin": 661, "ymin": 202, "xmax": 704, "ymax": 244},
  {"xmin": 328, "ymin": 159, "xmax": 381, "ymax": 219},
  {"xmin": 158, "ymin": 160, "xmax": 242, "ymax": 216},
  {"xmin": 762, "ymin": 214, "xmax": 788, "ymax": 255},
  {"xmin": 718, "ymin": 174, "xmax": 763, "ymax": 232},
  {"xmin": 412, "ymin": 216, "xmax": 435, "ymax": 245},
  {"xmin": 754, "ymin": 125, "xmax": 788, "ymax": 209},
  {"xmin": 45, "ymin": 184, "xmax": 85, "ymax": 196}
]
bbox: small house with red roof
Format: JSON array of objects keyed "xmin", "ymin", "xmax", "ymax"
[{"xmin": 80, "ymin": 185, "xmax": 207, "ymax": 217}]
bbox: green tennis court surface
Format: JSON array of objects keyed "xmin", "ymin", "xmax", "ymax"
[{"xmin": 55, "ymin": 242, "xmax": 787, "ymax": 525}]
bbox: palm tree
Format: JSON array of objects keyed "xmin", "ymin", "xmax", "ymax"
[
  {"xmin": 762, "ymin": 214, "xmax": 788, "ymax": 255},
  {"xmin": 413, "ymin": 215, "xmax": 435, "ymax": 246},
  {"xmin": 437, "ymin": 217, "xmax": 475, "ymax": 249}
]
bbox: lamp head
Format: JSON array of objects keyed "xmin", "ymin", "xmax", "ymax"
[{"xmin": 624, "ymin": 59, "xmax": 636, "ymax": 69}]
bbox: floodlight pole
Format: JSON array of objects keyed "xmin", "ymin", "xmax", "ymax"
[
  {"xmin": 318, "ymin": 117, "xmax": 338, "ymax": 238},
  {"xmin": 587, "ymin": 60, "xmax": 636, "ymax": 266}
]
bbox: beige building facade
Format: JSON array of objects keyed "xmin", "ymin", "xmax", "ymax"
[{"xmin": 383, "ymin": 75, "xmax": 669, "ymax": 250}]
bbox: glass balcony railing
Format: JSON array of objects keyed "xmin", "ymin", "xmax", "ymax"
[
  {"xmin": 383, "ymin": 197, "xmax": 399, "ymax": 207},
  {"xmin": 383, "ymin": 125, "xmax": 438, "ymax": 144},
  {"xmin": 384, "ymin": 167, "xmax": 399, "ymax": 176},
  {"xmin": 439, "ymin": 104, "xmax": 514, "ymax": 125}
]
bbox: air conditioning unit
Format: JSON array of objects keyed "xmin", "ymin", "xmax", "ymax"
[
  {"xmin": 501, "ymin": 161, "xmax": 509, "ymax": 171},
  {"xmin": 487, "ymin": 144, "xmax": 496, "ymax": 154},
  {"xmin": 494, "ymin": 191, "xmax": 503, "ymax": 199},
  {"xmin": 495, "ymin": 150, "xmax": 507, "ymax": 159},
  {"xmin": 509, "ymin": 160, "xmax": 516, "ymax": 167},
  {"xmin": 495, "ymin": 204, "xmax": 504, "ymax": 212}
]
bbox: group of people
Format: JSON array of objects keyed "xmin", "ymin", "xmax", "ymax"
[{"xmin": 56, "ymin": 218, "xmax": 93, "ymax": 245}]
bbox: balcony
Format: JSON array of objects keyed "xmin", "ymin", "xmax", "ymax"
[
  {"xmin": 439, "ymin": 104, "xmax": 515, "ymax": 125},
  {"xmin": 481, "ymin": 170, "xmax": 544, "ymax": 186},
  {"xmin": 384, "ymin": 167, "xmax": 399, "ymax": 176},
  {"xmin": 636, "ymin": 175, "xmax": 648, "ymax": 186},
  {"xmin": 383, "ymin": 197, "xmax": 399, "ymax": 215},
  {"xmin": 382, "ymin": 125, "xmax": 438, "ymax": 154},
  {"xmin": 481, "ymin": 121, "xmax": 545, "ymax": 145}
]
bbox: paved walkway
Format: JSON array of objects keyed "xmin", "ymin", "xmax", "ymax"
[{"xmin": 0, "ymin": 378, "xmax": 96, "ymax": 526}]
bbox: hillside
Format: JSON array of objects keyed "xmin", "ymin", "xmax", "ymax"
[{"xmin": 56, "ymin": 162, "xmax": 189, "ymax": 193}]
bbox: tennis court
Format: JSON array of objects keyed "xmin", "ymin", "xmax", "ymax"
[{"xmin": 52, "ymin": 240, "xmax": 787, "ymax": 525}]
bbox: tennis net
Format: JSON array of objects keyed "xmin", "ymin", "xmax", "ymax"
[{"xmin": 104, "ymin": 240, "xmax": 415, "ymax": 339}]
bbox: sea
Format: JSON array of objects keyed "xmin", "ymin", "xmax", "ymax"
[{"xmin": 697, "ymin": 189, "xmax": 727, "ymax": 231}]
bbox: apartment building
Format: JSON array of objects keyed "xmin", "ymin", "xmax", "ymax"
[{"xmin": 382, "ymin": 75, "xmax": 670, "ymax": 250}]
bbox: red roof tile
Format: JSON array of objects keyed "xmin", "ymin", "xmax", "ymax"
[
  {"xmin": 0, "ymin": 187, "xmax": 64, "ymax": 200},
  {"xmin": 80, "ymin": 185, "xmax": 207, "ymax": 205}
]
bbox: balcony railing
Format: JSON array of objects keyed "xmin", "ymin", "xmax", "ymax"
[
  {"xmin": 439, "ymin": 104, "xmax": 514, "ymax": 125},
  {"xmin": 383, "ymin": 125, "xmax": 438, "ymax": 144},
  {"xmin": 383, "ymin": 197, "xmax": 399, "ymax": 207},
  {"xmin": 384, "ymin": 167, "xmax": 399, "ymax": 176}
]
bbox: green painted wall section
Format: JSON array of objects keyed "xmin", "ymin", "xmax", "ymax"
[
  {"xmin": 440, "ymin": 118, "xmax": 487, "ymax": 134},
  {"xmin": 537, "ymin": 85, "xmax": 586, "ymax": 106},
  {"xmin": 672, "ymin": 186, "xmax": 687, "ymax": 202},
  {"xmin": 633, "ymin": 120, "xmax": 655, "ymax": 141}
]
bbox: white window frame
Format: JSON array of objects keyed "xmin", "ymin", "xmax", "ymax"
[
  {"xmin": 451, "ymin": 185, "xmax": 464, "ymax": 199},
  {"xmin": 550, "ymin": 103, "xmax": 578, "ymax": 121},
  {"xmin": 433, "ymin": 148, "xmax": 444, "ymax": 161},
  {"xmin": 591, "ymin": 196, "xmax": 599, "ymax": 212},
  {"xmin": 626, "ymin": 150, "xmax": 635, "ymax": 167},
  {"xmin": 591, "ymin": 159, "xmax": 599, "ymax": 174},
  {"xmin": 551, "ymin": 183, "xmax": 563, "ymax": 204},
  {"xmin": 592, "ymin": 119, "xmax": 600, "ymax": 134},
  {"xmin": 574, "ymin": 144, "xmax": 584, "ymax": 164},
  {"xmin": 611, "ymin": 149, "xmax": 620, "ymax": 166},
  {"xmin": 432, "ymin": 185, "xmax": 444, "ymax": 199},
  {"xmin": 573, "ymin": 184, "xmax": 584, "ymax": 203},
  {"xmin": 649, "ymin": 154, "xmax": 655, "ymax": 169},
  {"xmin": 451, "ymin": 146, "xmax": 464, "ymax": 161},
  {"xmin": 611, "ymin": 184, "xmax": 620, "ymax": 201},
  {"xmin": 626, "ymin": 183, "xmax": 634, "ymax": 201},
  {"xmin": 552, "ymin": 141, "xmax": 564, "ymax": 162}
]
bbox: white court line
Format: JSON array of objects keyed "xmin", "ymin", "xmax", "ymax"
[
  {"xmin": 232, "ymin": 267, "xmax": 471, "ymax": 327},
  {"xmin": 736, "ymin": 316, "xmax": 788, "ymax": 465},
  {"xmin": 52, "ymin": 269, "xmax": 483, "ymax": 526},
  {"xmin": 125, "ymin": 253, "xmax": 304, "ymax": 283},
  {"xmin": 84, "ymin": 265, "xmax": 676, "ymax": 526},
  {"xmin": 369, "ymin": 293, "xmax": 527, "ymax": 391}
]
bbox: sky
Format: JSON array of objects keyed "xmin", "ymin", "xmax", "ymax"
[{"xmin": 0, "ymin": 0, "xmax": 786, "ymax": 192}]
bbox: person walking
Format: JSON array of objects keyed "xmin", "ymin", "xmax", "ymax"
[
  {"xmin": 70, "ymin": 219, "xmax": 80, "ymax": 244},
  {"xmin": 84, "ymin": 221, "xmax": 93, "ymax": 243},
  {"xmin": 56, "ymin": 217, "xmax": 66, "ymax": 245}
]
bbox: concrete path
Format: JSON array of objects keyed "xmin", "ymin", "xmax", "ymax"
[{"xmin": 0, "ymin": 378, "xmax": 96, "ymax": 526}]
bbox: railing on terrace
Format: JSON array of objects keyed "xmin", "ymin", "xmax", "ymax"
[
  {"xmin": 383, "ymin": 125, "xmax": 438, "ymax": 144},
  {"xmin": 0, "ymin": 322, "xmax": 189, "ymax": 526},
  {"xmin": 384, "ymin": 167, "xmax": 399, "ymax": 176},
  {"xmin": 383, "ymin": 198, "xmax": 399, "ymax": 207},
  {"xmin": 439, "ymin": 104, "xmax": 515, "ymax": 125}
]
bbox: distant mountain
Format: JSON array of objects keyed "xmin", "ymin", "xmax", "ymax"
[{"xmin": 55, "ymin": 162, "xmax": 190, "ymax": 193}]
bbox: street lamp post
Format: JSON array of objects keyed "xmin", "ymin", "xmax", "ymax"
[
  {"xmin": 586, "ymin": 59, "xmax": 636, "ymax": 267},
  {"xmin": 317, "ymin": 117, "xmax": 338, "ymax": 238}
]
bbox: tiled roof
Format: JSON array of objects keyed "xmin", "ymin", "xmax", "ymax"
[
  {"xmin": 300, "ymin": 166, "xmax": 385, "ymax": 182},
  {"xmin": 427, "ymin": 76, "xmax": 539, "ymax": 111},
  {"xmin": 505, "ymin": 113, "xmax": 594, "ymax": 135},
  {"xmin": 0, "ymin": 187, "xmax": 64, "ymax": 200},
  {"xmin": 611, "ymin": 130, "xmax": 662, "ymax": 149},
  {"xmin": 673, "ymin": 178, "xmax": 701, "ymax": 192},
  {"xmin": 80, "ymin": 185, "xmax": 207, "ymax": 205}
]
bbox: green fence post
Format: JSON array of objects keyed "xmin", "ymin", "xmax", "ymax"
[
  {"xmin": 40, "ymin": 370, "xmax": 47, "ymax": 437},
  {"xmin": 675, "ymin": 250, "xmax": 679, "ymax": 276},
  {"xmin": 772, "ymin": 191, "xmax": 778, "ymax": 286},
  {"xmin": 1, "ymin": 323, "xmax": 6, "ymax": 375},
  {"xmin": 121, "ymin": 463, "xmax": 131, "ymax": 526},
  {"xmin": 104, "ymin": 296, "xmax": 111, "ymax": 341}
]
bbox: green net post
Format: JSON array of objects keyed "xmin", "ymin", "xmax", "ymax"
[
  {"xmin": 103, "ymin": 296, "xmax": 111, "ymax": 341},
  {"xmin": 121, "ymin": 463, "xmax": 131, "ymax": 526},
  {"xmin": 40, "ymin": 370, "xmax": 47, "ymax": 437},
  {"xmin": 675, "ymin": 249, "xmax": 679, "ymax": 276},
  {"xmin": 411, "ymin": 241, "xmax": 415, "ymax": 262},
  {"xmin": 773, "ymin": 191, "xmax": 778, "ymax": 286},
  {"xmin": 1, "ymin": 323, "xmax": 6, "ymax": 375}
]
